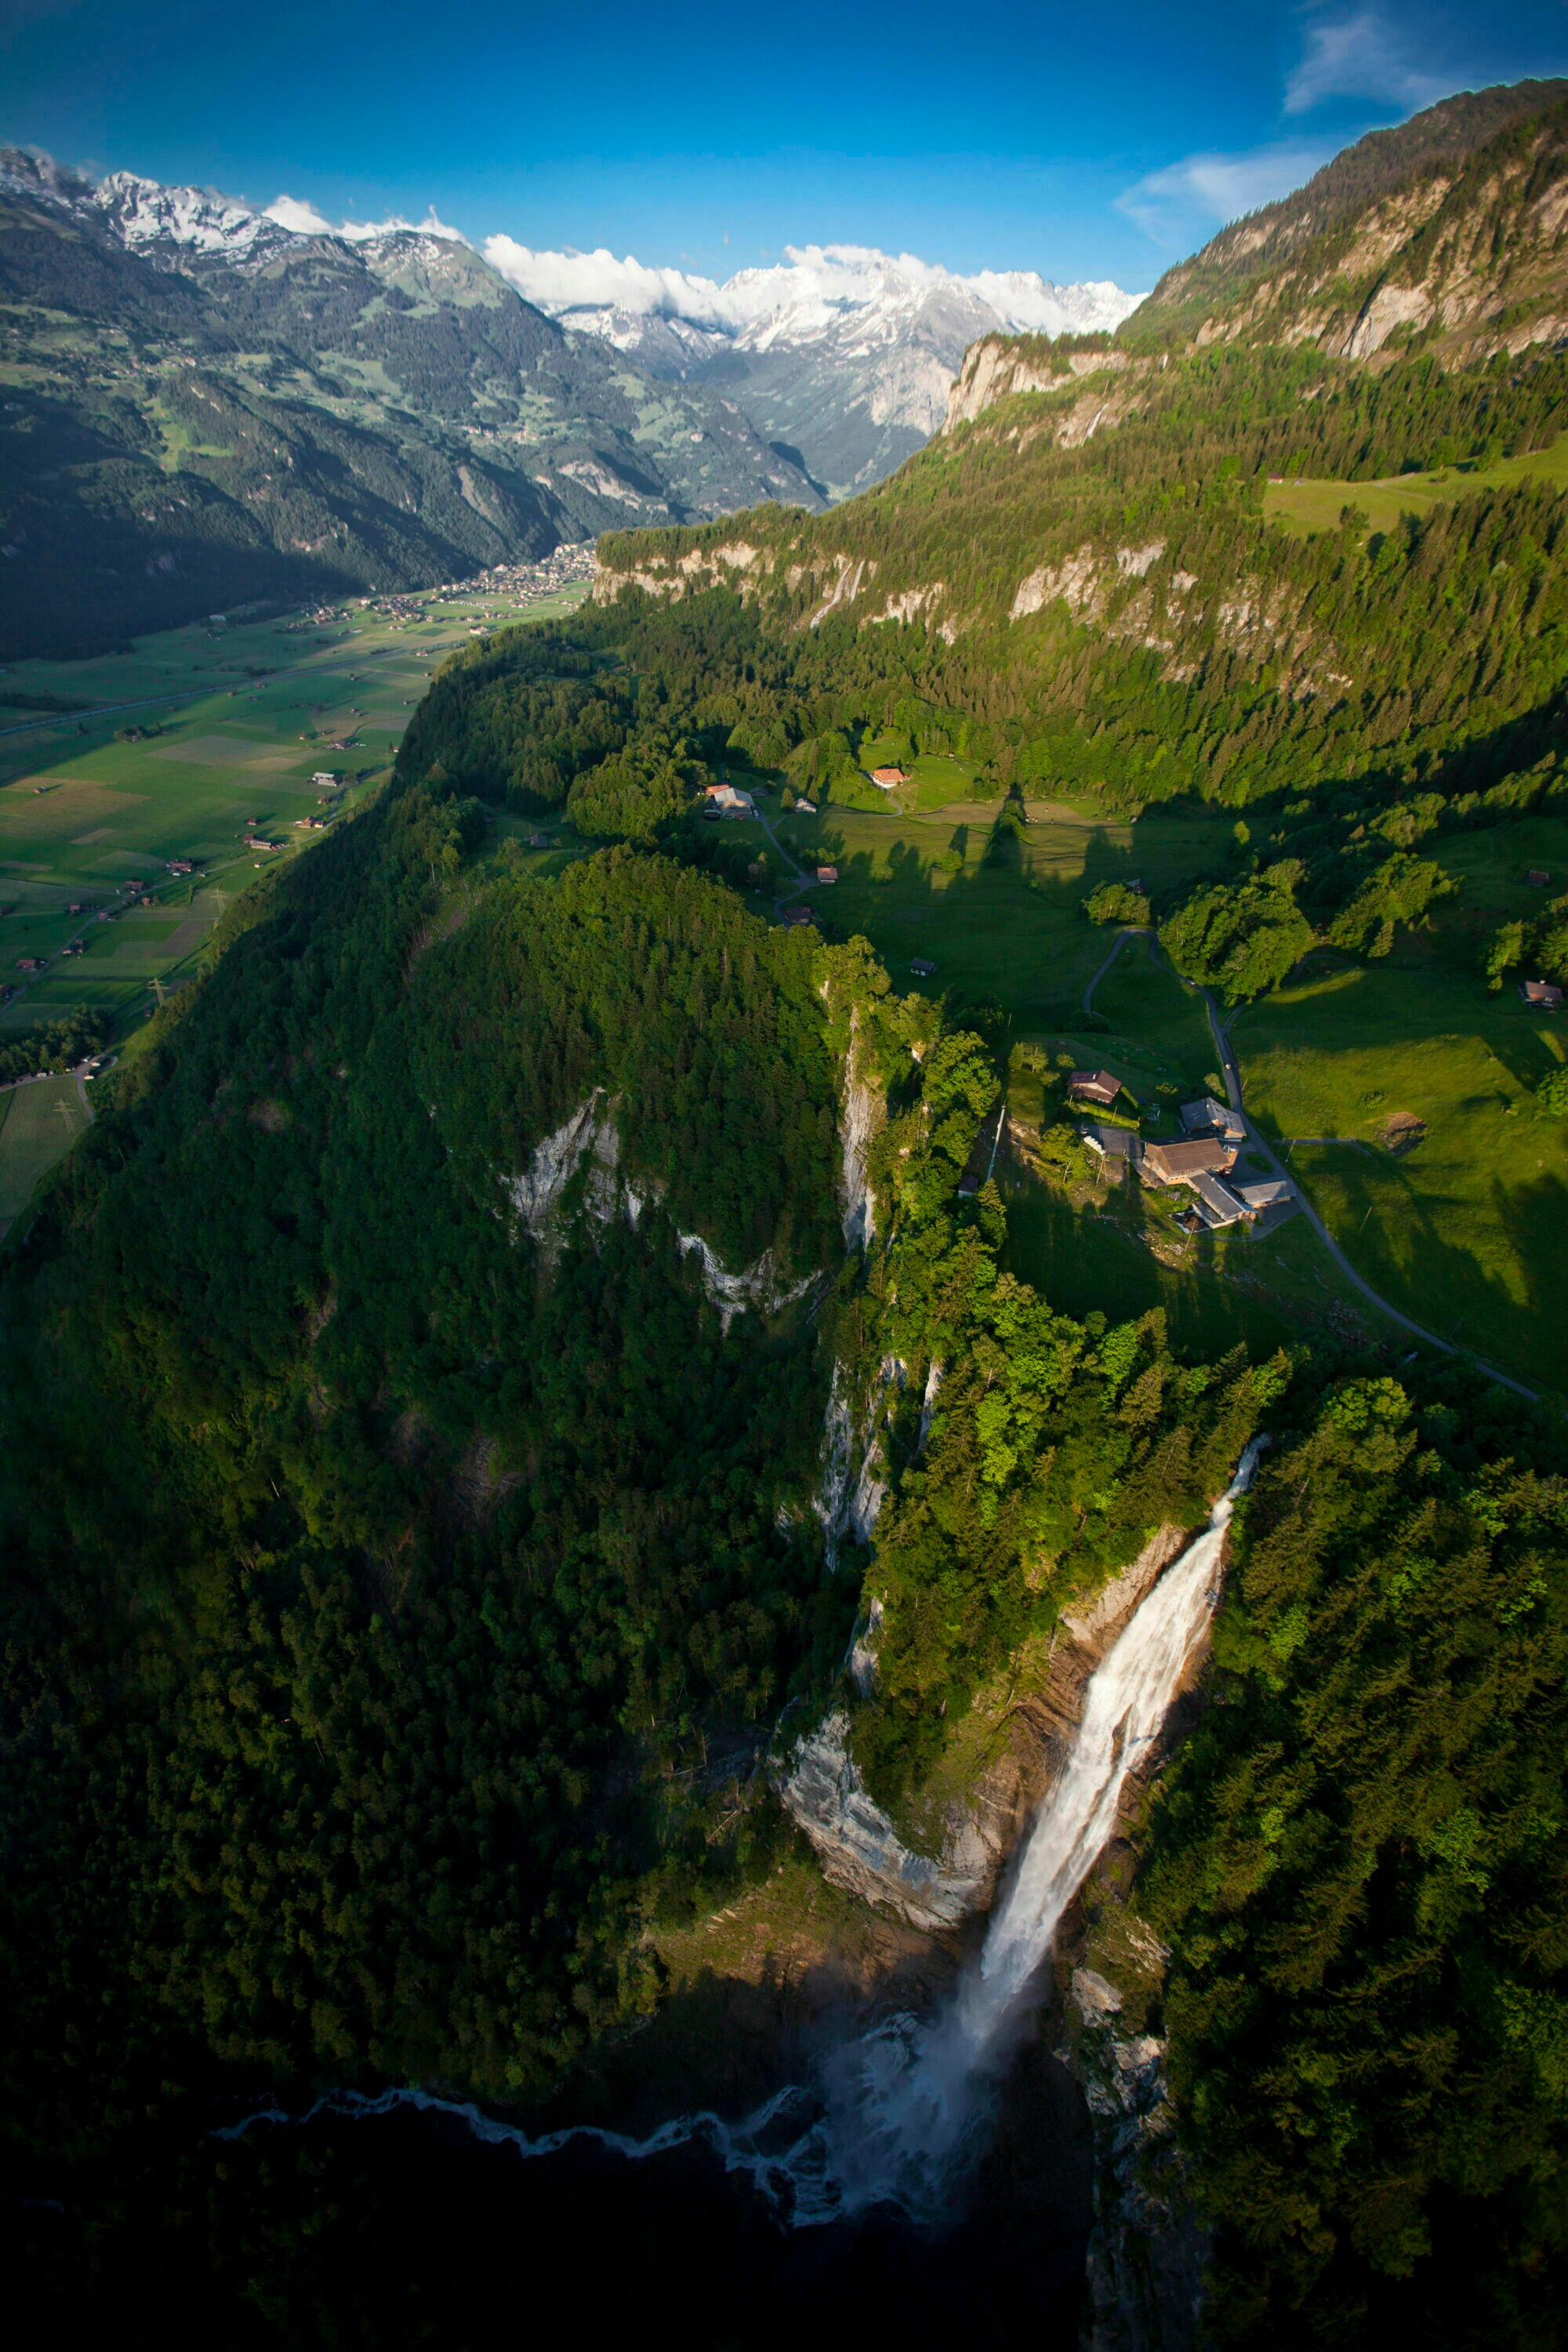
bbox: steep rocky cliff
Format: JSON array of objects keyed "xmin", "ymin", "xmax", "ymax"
[
  {"xmin": 779, "ymin": 1523, "xmax": 1192, "ymax": 1929},
  {"xmin": 1126, "ymin": 83, "xmax": 1568, "ymax": 361}
]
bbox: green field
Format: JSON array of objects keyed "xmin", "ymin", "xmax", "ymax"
[
  {"xmin": 1263, "ymin": 434, "xmax": 1568, "ymax": 535},
  {"xmin": 0, "ymin": 1074, "xmax": 92, "ymax": 1235},
  {"xmin": 1231, "ymin": 953, "xmax": 1568, "ymax": 1391},
  {"xmin": 0, "ymin": 579, "xmax": 588, "ymax": 1041},
  {"xmin": 1002, "ymin": 1168, "xmax": 1356, "ymax": 1364},
  {"xmin": 765, "ymin": 798, "xmax": 1232, "ymax": 1020},
  {"xmin": 0, "ymin": 575, "xmax": 587, "ymax": 1225}
]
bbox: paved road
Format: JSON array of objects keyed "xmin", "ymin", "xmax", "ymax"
[
  {"xmin": 1084, "ymin": 924, "xmax": 1538, "ymax": 1399},
  {"xmin": 748, "ymin": 798, "xmax": 814, "ymax": 912},
  {"xmin": 1184, "ymin": 949, "xmax": 1540, "ymax": 1402},
  {"xmin": 1082, "ymin": 924, "xmax": 1152, "ymax": 1017}
]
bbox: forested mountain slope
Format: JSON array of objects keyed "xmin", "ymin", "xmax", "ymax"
[
  {"xmin": 1128, "ymin": 79, "xmax": 1568, "ymax": 353},
  {"xmin": 586, "ymin": 89, "xmax": 1568, "ymax": 1000},
  {"xmin": 5, "ymin": 593, "xmax": 1567, "ymax": 2346},
  {"xmin": 0, "ymin": 150, "xmax": 820, "ymax": 658}
]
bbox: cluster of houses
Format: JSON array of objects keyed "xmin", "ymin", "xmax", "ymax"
[{"xmin": 1068, "ymin": 1069, "xmax": 1294, "ymax": 1232}]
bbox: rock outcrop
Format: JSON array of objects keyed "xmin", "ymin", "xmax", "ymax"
[
  {"xmin": 942, "ymin": 336, "xmax": 1129, "ymax": 432},
  {"xmin": 1064, "ymin": 1965, "xmax": 1207, "ymax": 2352},
  {"xmin": 779, "ymin": 1521, "xmax": 1192, "ymax": 1929}
]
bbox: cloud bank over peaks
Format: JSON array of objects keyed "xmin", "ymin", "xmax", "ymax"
[
  {"xmin": 482, "ymin": 237, "xmax": 1141, "ymax": 342},
  {"xmin": 266, "ymin": 194, "xmax": 469, "ymax": 243}
]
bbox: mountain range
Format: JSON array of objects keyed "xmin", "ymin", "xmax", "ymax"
[
  {"xmin": 0, "ymin": 151, "xmax": 824, "ymax": 656},
  {"xmin": 485, "ymin": 241, "xmax": 1142, "ymax": 496}
]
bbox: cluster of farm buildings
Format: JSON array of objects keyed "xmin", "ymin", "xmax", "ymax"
[{"xmin": 1067, "ymin": 1070, "xmax": 1294, "ymax": 1232}]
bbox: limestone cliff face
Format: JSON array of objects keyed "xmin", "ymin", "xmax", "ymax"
[
  {"xmin": 501, "ymin": 1092, "xmax": 815, "ymax": 1324},
  {"xmin": 778, "ymin": 1521, "xmax": 1191, "ymax": 1930},
  {"xmin": 1140, "ymin": 100, "xmax": 1568, "ymax": 363},
  {"xmin": 941, "ymin": 336, "xmax": 1131, "ymax": 433},
  {"xmin": 1063, "ymin": 1965, "xmax": 1206, "ymax": 2352}
]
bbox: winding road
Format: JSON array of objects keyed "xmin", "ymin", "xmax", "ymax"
[{"xmin": 1083, "ymin": 926, "xmax": 1539, "ymax": 1403}]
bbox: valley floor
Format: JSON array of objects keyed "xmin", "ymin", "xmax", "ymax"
[{"xmin": 0, "ymin": 574, "xmax": 589, "ymax": 1229}]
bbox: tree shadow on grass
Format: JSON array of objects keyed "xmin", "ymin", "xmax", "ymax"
[
  {"xmin": 1293, "ymin": 1142, "xmax": 1566, "ymax": 1388},
  {"xmin": 1001, "ymin": 1155, "xmax": 1300, "ymax": 1363}
]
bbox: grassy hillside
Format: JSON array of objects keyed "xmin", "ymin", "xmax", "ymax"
[{"xmin": 1264, "ymin": 430, "xmax": 1568, "ymax": 532}]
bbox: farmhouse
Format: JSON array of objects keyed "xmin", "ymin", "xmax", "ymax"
[
  {"xmin": 1180, "ymin": 1095, "xmax": 1247, "ymax": 1143},
  {"xmin": 1520, "ymin": 979, "xmax": 1564, "ymax": 1008},
  {"xmin": 1527, "ymin": 869, "xmax": 1552, "ymax": 887},
  {"xmin": 795, "ymin": 800, "xmax": 816, "ymax": 815},
  {"xmin": 1142, "ymin": 1135, "xmax": 1237, "ymax": 1185},
  {"xmin": 783, "ymin": 904, "xmax": 818, "ymax": 927},
  {"xmin": 817, "ymin": 866, "xmax": 839, "ymax": 884},
  {"xmin": 1069, "ymin": 1069, "xmax": 1121, "ymax": 1108},
  {"xmin": 706, "ymin": 783, "xmax": 756, "ymax": 818},
  {"xmin": 16, "ymin": 957, "xmax": 40, "ymax": 971},
  {"xmin": 910, "ymin": 956, "xmax": 938, "ymax": 976},
  {"xmin": 870, "ymin": 766, "xmax": 909, "ymax": 789}
]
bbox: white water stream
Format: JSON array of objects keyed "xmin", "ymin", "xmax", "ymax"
[{"xmin": 223, "ymin": 1441, "xmax": 1267, "ymax": 2227}]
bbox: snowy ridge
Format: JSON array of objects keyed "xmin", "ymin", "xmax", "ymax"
[{"xmin": 487, "ymin": 239, "xmax": 1142, "ymax": 350}]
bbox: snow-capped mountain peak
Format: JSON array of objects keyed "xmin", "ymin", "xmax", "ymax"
[
  {"xmin": 1, "ymin": 148, "xmax": 1145, "ymax": 499},
  {"xmin": 95, "ymin": 172, "xmax": 296, "ymax": 264},
  {"xmin": 485, "ymin": 236, "xmax": 1142, "ymax": 351},
  {"xmin": 485, "ymin": 239, "xmax": 1145, "ymax": 497}
]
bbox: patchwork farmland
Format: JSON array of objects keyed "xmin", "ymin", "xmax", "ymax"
[{"xmin": 0, "ymin": 570, "xmax": 587, "ymax": 1225}]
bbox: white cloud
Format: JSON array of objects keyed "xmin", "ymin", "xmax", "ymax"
[
  {"xmin": 485, "ymin": 235, "xmax": 1141, "ymax": 337},
  {"xmin": 1284, "ymin": 9, "xmax": 1451, "ymax": 116},
  {"xmin": 264, "ymin": 194, "xmax": 332, "ymax": 234},
  {"xmin": 1116, "ymin": 140, "xmax": 1340, "ymax": 243},
  {"xmin": 265, "ymin": 194, "xmax": 470, "ymax": 244},
  {"xmin": 484, "ymin": 238, "xmax": 732, "ymax": 322}
]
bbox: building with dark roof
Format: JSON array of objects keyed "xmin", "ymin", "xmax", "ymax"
[
  {"xmin": 1142, "ymin": 1135, "xmax": 1237, "ymax": 1185},
  {"xmin": 1180, "ymin": 1095, "xmax": 1246, "ymax": 1143},
  {"xmin": 1083, "ymin": 1123, "xmax": 1143, "ymax": 1169}
]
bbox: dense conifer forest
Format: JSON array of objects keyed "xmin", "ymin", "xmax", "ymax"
[{"xmin": 8, "ymin": 78, "xmax": 1568, "ymax": 2348}]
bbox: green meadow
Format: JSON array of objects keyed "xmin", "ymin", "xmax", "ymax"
[
  {"xmin": 0, "ymin": 1074, "xmax": 91, "ymax": 1237},
  {"xmin": 768, "ymin": 797, "xmax": 1233, "ymax": 1021},
  {"xmin": 1263, "ymin": 433, "xmax": 1568, "ymax": 535},
  {"xmin": 1231, "ymin": 946, "xmax": 1568, "ymax": 1392}
]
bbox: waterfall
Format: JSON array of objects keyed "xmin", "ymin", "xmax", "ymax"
[
  {"xmin": 755, "ymin": 1433, "xmax": 1269, "ymax": 2223},
  {"xmin": 221, "ymin": 1441, "xmax": 1267, "ymax": 2230}
]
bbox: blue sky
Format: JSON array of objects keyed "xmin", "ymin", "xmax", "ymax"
[{"xmin": 7, "ymin": 1, "xmax": 1568, "ymax": 286}]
